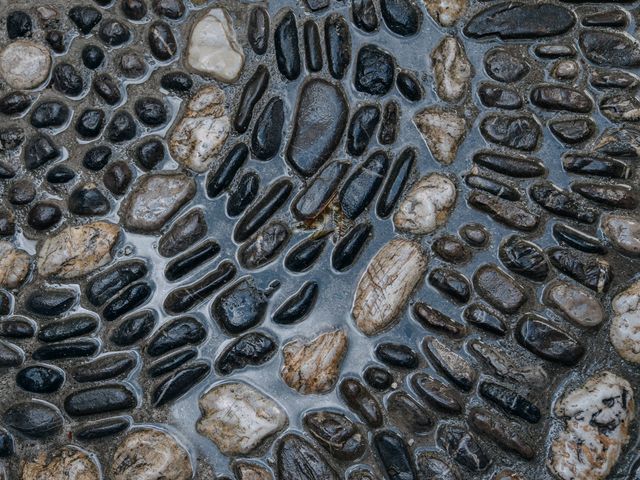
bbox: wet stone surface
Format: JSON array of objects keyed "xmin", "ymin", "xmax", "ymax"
[{"xmin": 0, "ymin": 0, "xmax": 639, "ymax": 479}]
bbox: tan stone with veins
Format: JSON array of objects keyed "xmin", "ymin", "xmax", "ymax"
[
  {"xmin": 414, "ymin": 107, "xmax": 468, "ymax": 165},
  {"xmin": 37, "ymin": 222, "xmax": 120, "ymax": 279},
  {"xmin": 423, "ymin": 0, "xmax": 468, "ymax": 27},
  {"xmin": 610, "ymin": 280, "xmax": 640, "ymax": 363},
  {"xmin": 0, "ymin": 241, "xmax": 30, "ymax": 289},
  {"xmin": 21, "ymin": 447, "xmax": 100, "ymax": 480},
  {"xmin": 281, "ymin": 329, "xmax": 348, "ymax": 394}
]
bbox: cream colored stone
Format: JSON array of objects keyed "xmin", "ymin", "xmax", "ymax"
[
  {"xmin": 0, "ymin": 40, "xmax": 51, "ymax": 90},
  {"xmin": 602, "ymin": 214, "xmax": 640, "ymax": 257},
  {"xmin": 187, "ymin": 8, "xmax": 244, "ymax": 83},
  {"xmin": 352, "ymin": 239, "xmax": 428, "ymax": 335},
  {"xmin": 197, "ymin": 382, "xmax": 287, "ymax": 456},
  {"xmin": 37, "ymin": 222, "xmax": 120, "ymax": 279},
  {"xmin": 544, "ymin": 281, "xmax": 605, "ymax": 327},
  {"xmin": 432, "ymin": 36, "xmax": 472, "ymax": 103},
  {"xmin": 234, "ymin": 461, "xmax": 273, "ymax": 480},
  {"xmin": 548, "ymin": 372, "xmax": 634, "ymax": 480},
  {"xmin": 0, "ymin": 241, "xmax": 30, "ymax": 289},
  {"xmin": 21, "ymin": 447, "xmax": 100, "ymax": 480},
  {"xmin": 414, "ymin": 107, "xmax": 467, "ymax": 165},
  {"xmin": 610, "ymin": 280, "xmax": 640, "ymax": 363},
  {"xmin": 394, "ymin": 173, "xmax": 457, "ymax": 235},
  {"xmin": 424, "ymin": 0, "xmax": 468, "ymax": 27},
  {"xmin": 169, "ymin": 86, "xmax": 230, "ymax": 173},
  {"xmin": 281, "ymin": 329, "xmax": 347, "ymax": 394}
]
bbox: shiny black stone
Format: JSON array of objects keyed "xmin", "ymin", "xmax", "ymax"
[{"xmin": 83, "ymin": 145, "xmax": 112, "ymax": 171}]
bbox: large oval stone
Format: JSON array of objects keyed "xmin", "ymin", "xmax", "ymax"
[{"xmin": 286, "ymin": 78, "xmax": 348, "ymax": 177}]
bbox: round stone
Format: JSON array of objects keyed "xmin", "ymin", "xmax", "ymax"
[
  {"xmin": 0, "ymin": 40, "xmax": 51, "ymax": 90},
  {"xmin": 82, "ymin": 45, "xmax": 105, "ymax": 69},
  {"xmin": 27, "ymin": 202, "xmax": 62, "ymax": 230}
]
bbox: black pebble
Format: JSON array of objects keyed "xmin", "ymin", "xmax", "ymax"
[
  {"xmin": 83, "ymin": 145, "xmax": 112, "ymax": 171},
  {"xmin": 27, "ymin": 202, "xmax": 62, "ymax": 230},
  {"xmin": 52, "ymin": 63, "xmax": 84, "ymax": 97},
  {"xmin": 24, "ymin": 134, "xmax": 60, "ymax": 170},
  {"xmin": 121, "ymin": 0, "xmax": 147, "ymax": 20},
  {"xmin": 134, "ymin": 97, "xmax": 167, "ymax": 127},
  {"xmin": 76, "ymin": 109, "xmax": 105, "ymax": 139},
  {"xmin": 45, "ymin": 30, "xmax": 66, "ymax": 53},
  {"xmin": 82, "ymin": 45, "xmax": 105, "ymax": 69},
  {"xmin": 153, "ymin": 0, "xmax": 186, "ymax": 19},
  {"xmin": 68, "ymin": 185, "xmax": 110, "ymax": 216},
  {"xmin": 227, "ymin": 171, "xmax": 259, "ymax": 217},
  {"xmin": 396, "ymin": 70, "xmax": 422, "ymax": 101},
  {"xmin": 0, "ymin": 427, "xmax": 13, "ymax": 457},
  {"xmin": 7, "ymin": 11, "xmax": 31, "ymax": 39},
  {"xmin": 8, "ymin": 180, "xmax": 35, "ymax": 205},
  {"xmin": 110, "ymin": 310, "xmax": 156, "ymax": 346},
  {"xmin": 93, "ymin": 73, "xmax": 122, "ymax": 105},
  {"xmin": 46, "ymin": 165, "xmax": 76, "ymax": 184},
  {"xmin": 27, "ymin": 289, "xmax": 75, "ymax": 316},
  {"xmin": 375, "ymin": 342, "xmax": 419, "ymax": 369},
  {"xmin": 103, "ymin": 161, "xmax": 132, "ymax": 195},
  {"xmin": 136, "ymin": 137, "xmax": 165, "ymax": 170},
  {"xmin": 16, "ymin": 365, "xmax": 64, "ymax": 394},
  {"xmin": 0, "ymin": 92, "xmax": 32, "ymax": 116},
  {"xmin": 160, "ymin": 71, "xmax": 193, "ymax": 92},
  {"xmin": 363, "ymin": 365, "xmax": 393, "ymax": 390},
  {"xmin": 248, "ymin": 6, "xmax": 269, "ymax": 55},
  {"xmin": 106, "ymin": 111, "xmax": 137, "ymax": 142},
  {"xmin": 30, "ymin": 101, "xmax": 70, "ymax": 129},
  {"xmin": 99, "ymin": 19, "xmax": 131, "ymax": 46},
  {"xmin": 148, "ymin": 21, "xmax": 177, "ymax": 60},
  {"xmin": 69, "ymin": 6, "xmax": 102, "ymax": 34},
  {"xmin": 119, "ymin": 52, "xmax": 147, "ymax": 78}
]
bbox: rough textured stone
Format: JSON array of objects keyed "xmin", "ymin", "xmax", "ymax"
[
  {"xmin": 281, "ymin": 329, "xmax": 347, "ymax": 394},
  {"xmin": 121, "ymin": 173, "xmax": 196, "ymax": 233},
  {"xmin": 414, "ymin": 107, "xmax": 467, "ymax": 165},
  {"xmin": 0, "ymin": 40, "xmax": 51, "ymax": 90},
  {"xmin": 197, "ymin": 382, "xmax": 287, "ymax": 456},
  {"xmin": 602, "ymin": 214, "xmax": 640, "ymax": 257},
  {"xmin": 544, "ymin": 281, "xmax": 605, "ymax": 327},
  {"xmin": 432, "ymin": 36, "xmax": 472, "ymax": 103},
  {"xmin": 37, "ymin": 222, "xmax": 120, "ymax": 279},
  {"xmin": 352, "ymin": 239, "xmax": 428, "ymax": 335},
  {"xmin": 0, "ymin": 242, "xmax": 30, "ymax": 289},
  {"xmin": 548, "ymin": 372, "xmax": 635, "ymax": 480},
  {"xmin": 394, "ymin": 173, "xmax": 457, "ymax": 235},
  {"xmin": 610, "ymin": 280, "xmax": 640, "ymax": 364},
  {"xmin": 21, "ymin": 447, "xmax": 100, "ymax": 480},
  {"xmin": 424, "ymin": 0, "xmax": 467, "ymax": 27},
  {"xmin": 170, "ymin": 85, "xmax": 230, "ymax": 173},
  {"xmin": 111, "ymin": 428, "xmax": 193, "ymax": 480},
  {"xmin": 187, "ymin": 8, "xmax": 244, "ymax": 82}
]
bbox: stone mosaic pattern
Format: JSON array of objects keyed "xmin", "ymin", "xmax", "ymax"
[{"xmin": 0, "ymin": 0, "xmax": 639, "ymax": 478}]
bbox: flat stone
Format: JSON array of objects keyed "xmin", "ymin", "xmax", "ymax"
[
  {"xmin": 352, "ymin": 238, "xmax": 428, "ymax": 335},
  {"xmin": 516, "ymin": 314, "xmax": 584, "ymax": 366},
  {"xmin": 197, "ymin": 382, "xmax": 287, "ymax": 456},
  {"xmin": 187, "ymin": 8, "xmax": 244, "ymax": 83},
  {"xmin": 394, "ymin": 173, "xmax": 456, "ymax": 234},
  {"xmin": 414, "ymin": 107, "xmax": 467, "ymax": 165},
  {"xmin": 579, "ymin": 31, "xmax": 640, "ymax": 68},
  {"xmin": 544, "ymin": 281, "xmax": 605, "ymax": 327},
  {"xmin": 121, "ymin": 173, "xmax": 196, "ymax": 233},
  {"xmin": 601, "ymin": 214, "xmax": 640, "ymax": 257},
  {"xmin": 286, "ymin": 78, "xmax": 348, "ymax": 177},
  {"xmin": 464, "ymin": 2, "xmax": 575, "ymax": 40},
  {"xmin": 111, "ymin": 428, "xmax": 193, "ymax": 480},
  {"xmin": 0, "ymin": 242, "xmax": 30, "ymax": 289},
  {"xmin": 432, "ymin": 36, "xmax": 472, "ymax": 103},
  {"xmin": 424, "ymin": 0, "xmax": 467, "ymax": 27},
  {"xmin": 276, "ymin": 434, "xmax": 339, "ymax": 480},
  {"xmin": 37, "ymin": 222, "xmax": 120, "ymax": 279},
  {"xmin": 0, "ymin": 40, "xmax": 51, "ymax": 90},
  {"xmin": 21, "ymin": 447, "xmax": 100, "ymax": 480},
  {"xmin": 610, "ymin": 280, "xmax": 640, "ymax": 364},
  {"xmin": 169, "ymin": 85, "xmax": 230, "ymax": 173},
  {"xmin": 530, "ymin": 85, "xmax": 593, "ymax": 113},
  {"xmin": 473, "ymin": 264, "xmax": 527, "ymax": 313},
  {"xmin": 548, "ymin": 372, "xmax": 634, "ymax": 480},
  {"xmin": 480, "ymin": 114, "xmax": 541, "ymax": 151},
  {"xmin": 281, "ymin": 329, "xmax": 347, "ymax": 394}
]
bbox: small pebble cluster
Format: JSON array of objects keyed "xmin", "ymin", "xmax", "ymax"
[{"xmin": 0, "ymin": 0, "xmax": 639, "ymax": 479}]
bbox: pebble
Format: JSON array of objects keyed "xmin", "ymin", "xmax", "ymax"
[
  {"xmin": 3, "ymin": 400, "xmax": 62, "ymax": 438},
  {"xmin": 103, "ymin": 161, "xmax": 132, "ymax": 195},
  {"xmin": 272, "ymin": 281, "xmax": 318, "ymax": 325},
  {"xmin": 0, "ymin": 242, "xmax": 30, "ymax": 289},
  {"xmin": 216, "ymin": 332, "xmax": 277, "ymax": 375},
  {"xmin": 610, "ymin": 280, "xmax": 640, "ymax": 364},
  {"xmin": 479, "ymin": 380, "xmax": 541, "ymax": 423},
  {"xmin": 325, "ymin": 14, "xmax": 351, "ymax": 80},
  {"xmin": 347, "ymin": 105, "xmax": 380, "ymax": 156},
  {"xmin": 197, "ymin": 382, "xmax": 287, "ymax": 456},
  {"xmin": 544, "ymin": 281, "xmax": 604, "ymax": 327},
  {"xmin": 27, "ymin": 201, "xmax": 62, "ymax": 230},
  {"xmin": 601, "ymin": 214, "xmax": 640, "ymax": 257},
  {"xmin": 423, "ymin": 336, "xmax": 476, "ymax": 391},
  {"xmin": 413, "ymin": 303, "xmax": 467, "ymax": 337},
  {"xmin": 548, "ymin": 372, "xmax": 634, "ymax": 480},
  {"xmin": 111, "ymin": 428, "xmax": 193, "ymax": 480},
  {"xmin": 394, "ymin": 173, "xmax": 456, "ymax": 234},
  {"xmin": 414, "ymin": 107, "xmax": 467, "ymax": 165},
  {"xmin": 37, "ymin": 222, "xmax": 120, "ymax": 279},
  {"xmin": 153, "ymin": 362, "xmax": 211, "ymax": 406},
  {"xmin": 339, "ymin": 150, "xmax": 389, "ymax": 219},
  {"xmin": 425, "ymin": 0, "xmax": 467, "ymax": 27},
  {"xmin": 238, "ymin": 222, "xmax": 290, "ymax": 270},
  {"xmin": 478, "ymin": 83, "xmax": 522, "ymax": 110},
  {"xmin": 516, "ymin": 313, "xmax": 584, "ymax": 366},
  {"xmin": 549, "ymin": 118, "xmax": 595, "ymax": 144},
  {"xmin": 480, "ymin": 114, "xmax": 541, "ymax": 151},
  {"xmin": 416, "ymin": 452, "xmax": 461, "ymax": 480},
  {"xmin": 276, "ymin": 434, "xmax": 338, "ymax": 480},
  {"xmin": 274, "ymin": 11, "xmax": 301, "ymax": 81},
  {"xmin": 27, "ymin": 288, "xmax": 76, "ymax": 316},
  {"xmin": 579, "ymin": 30, "xmax": 640, "ymax": 68},
  {"xmin": 530, "ymin": 85, "xmax": 593, "ymax": 113},
  {"xmin": 281, "ymin": 329, "xmax": 347, "ymax": 394},
  {"xmin": 547, "ymin": 248, "xmax": 612, "ymax": 293},
  {"xmin": 121, "ymin": 173, "xmax": 196, "ymax": 232},
  {"xmin": 303, "ymin": 20, "xmax": 322, "ymax": 72},
  {"xmin": 428, "ymin": 268, "xmax": 471, "ymax": 303},
  {"xmin": 16, "ymin": 365, "xmax": 64, "ymax": 394},
  {"xmin": 380, "ymin": 0, "xmax": 422, "ymax": 36},
  {"xmin": 339, "ymin": 377, "xmax": 383, "ymax": 427},
  {"xmin": 352, "ymin": 238, "xmax": 428, "ymax": 335},
  {"xmin": 412, "ymin": 372, "xmax": 463, "ymax": 414},
  {"xmin": 0, "ymin": 40, "xmax": 51, "ymax": 90},
  {"xmin": 286, "ymin": 79, "xmax": 347, "ymax": 177},
  {"xmin": 386, "ymin": 390, "xmax": 434, "ymax": 435},
  {"xmin": 473, "ymin": 264, "xmax": 527, "ymax": 313},
  {"xmin": 352, "ymin": 0, "xmax": 378, "ymax": 32},
  {"xmin": 99, "ymin": 19, "xmax": 130, "ymax": 46},
  {"xmin": 0, "ymin": 340, "xmax": 23, "ymax": 368},
  {"xmin": 38, "ymin": 315, "xmax": 98, "ymax": 343},
  {"xmin": 72, "ymin": 353, "xmax": 136, "ymax": 383},
  {"xmin": 251, "ymin": 97, "xmax": 285, "ymax": 160},
  {"xmin": 248, "ymin": 7, "xmax": 269, "ymax": 55},
  {"xmin": 211, "ymin": 277, "xmax": 271, "ymax": 334},
  {"xmin": 292, "ymin": 161, "xmax": 349, "ymax": 221},
  {"xmin": 187, "ymin": 8, "xmax": 243, "ymax": 82},
  {"xmin": 303, "ymin": 410, "xmax": 365, "ymax": 460},
  {"xmin": 438, "ymin": 426, "xmax": 490, "ymax": 472},
  {"xmin": 354, "ymin": 44, "xmax": 395, "ymax": 96},
  {"xmin": 159, "ymin": 209, "xmax": 207, "ymax": 257},
  {"xmin": 363, "ymin": 365, "xmax": 393, "ymax": 391},
  {"xmin": 68, "ymin": 6, "xmax": 102, "ymax": 34},
  {"xmin": 52, "ymin": 63, "xmax": 83, "ymax": 97},
  {"xmin": 432, "ymin": 36, "xmax": 472, "ymax": 103},
  {"xmin": 468, "ymin": 408, "xmax": 534, "ymax": 460},
  {"xmin": 21, "ymin": 447, "xmax": 100, "ymax": 480},
  {"xmin": 64, "ymin": 384, "xmax": 136, "ymax": 416},
  {"xmin": 499, "ymin": 235, "xmax": 549, "ymax": 281},
  {"xmin": 374, "ymin": 430, "xmax": 417, "ymax": 477},
  {"xmin": 147, "ymin": 316, "xmax": 206, "ymax": 356}
]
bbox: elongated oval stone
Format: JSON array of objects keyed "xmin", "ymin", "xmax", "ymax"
[
  {"xmin": 286, "ymin": 79, "xmax": 348, "ymax": 177},
  {"xmin": 516, "ymin": 314, "xmax": 584, "ymax": 365},
  {"xmin": 352, "ymin": 239, "xmax": 428, "ymax": 335}
]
